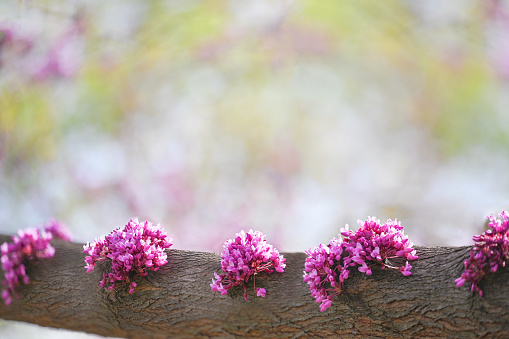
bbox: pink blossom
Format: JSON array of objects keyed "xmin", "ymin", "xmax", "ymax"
[
  {"xmin": 1, "ymin": 219, "xmax": 71, "ymax": 305},
  {"xmin": 43, "ymin": 219, "xmax": 72, "ymax": 241},
  {"xmin": 256, "ymin": 287, "xmax": 266, "ymax": 297},
  {"xmin": 83, "ymin": 218, "xmax": 172, "ymax": 293},
  {"xmin": 456, "ymin": 210, "xmax": 509, "ymax": 296},
  {"xmin": 304, "ymin": 216, "xmax": 417, "ymax": 312},
  {"xmin": 211, "ymin": 229, "xmax": 285, "ymax": 300}
]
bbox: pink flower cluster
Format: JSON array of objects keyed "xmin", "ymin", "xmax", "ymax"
[
  {"xmin": 211, "ymin": 229, "xmax": 286, "ymax": 300},
  {"xmin": 1, "ymin": 219, "xmax": 71, "ymax": 305},
  {"xmin": 43, "ymin": 219, "xmax": 72, "ymax": 242},
  {"xmin": 304, "ymin": 217, "xmax": 418, "ymax": 312},
  {"xmin": 455, "ymin": 210, "xmax": 509, "ymax": 296},
  {"xmin": 302, "ymin": 238, "xmax": 346, "ymax": 312},
  {"xmin": 83, "ymin": 219, "xmax": 173, "ymax": 293}
]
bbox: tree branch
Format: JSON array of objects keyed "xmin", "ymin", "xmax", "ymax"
[{"xmin": 0, "ymin": 235, "xmax": 508, "ymax": 338}]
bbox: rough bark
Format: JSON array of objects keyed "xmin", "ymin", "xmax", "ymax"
[{"xmin": 0, "ymin": 235, "xmax": 508, "ymax": 338}]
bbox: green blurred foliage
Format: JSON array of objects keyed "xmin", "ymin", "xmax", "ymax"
[{"xmin": 0, "ymin": 86, "xmax": 56, "ymax": 168}]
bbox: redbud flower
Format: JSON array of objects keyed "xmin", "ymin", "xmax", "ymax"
[
  {"xmin": 256, "ymin": 287, "xmax": 266, "ymax": 297},
  {"xmin": 455, "ymin": 210, "xmax": 509, "ymax": 296},
  {"xmin": 341, "ymin": 217, "xmax": 418, "ymax": 275},
  {"xmin": 43, "ymin": 218, "xmax": 72, "ymax": 241},
  {"xmin": 83, "ymin": 218, "xmax": 173, "ymax": 294},
  {"xmin": 304, "ymin": 217, "xmax": 417, "ymax": 312},
  {"xmin": 211, "ymin": 229, "xmax": 286, "ymax": 300},
  {"xmin": 1, "ymin": 219, "xmax": 71, "ymax": 305},
  {"xmin": 303, "ymin": 238, "xmax": 347, "ymax": 312}
]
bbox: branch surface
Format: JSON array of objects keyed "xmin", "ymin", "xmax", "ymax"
[{"xmin": 0, "ymin": 235, "xmax": 508, "ymax": 338}]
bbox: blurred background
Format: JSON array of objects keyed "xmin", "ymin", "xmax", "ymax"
[{"xmin": 1, "ymin": 0, "xmax": 509, "ymax": 337}]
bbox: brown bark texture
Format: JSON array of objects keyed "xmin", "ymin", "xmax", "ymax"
[{"xmin": 0, "ymin": 235, "xmax": 508, "ymax": 338}]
